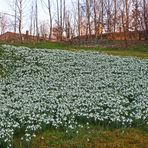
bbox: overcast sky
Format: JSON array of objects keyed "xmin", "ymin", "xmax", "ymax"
[
  {"xmin": 0, "ymin": 0, "xmax": 74, "ymax": 18},
  {"xmin": 0, "ymin": 0, "xmax": 49, "ymax": 21},
  {"xmin": 0, "ymin": 0, "xmax": 11, "ymax": 13},
  {"xmin": 0, "ymin": 0, "xmax": 74, "ymax": 33}
]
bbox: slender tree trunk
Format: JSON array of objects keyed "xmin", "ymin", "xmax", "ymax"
[
  {"xmin": 33, "ymin": 14, "xmax": 36, "ymax": 36},
  {"xmin": 101, "ymin": 0, "xmax": 104, "ymax": 39},
  {"xmin": 86, "ymin": 0, "xmax": 91, "ymax": 40},
  {"xmin": 114, "ymin": 0, "xmax": 117, "ymax": 32},
  {"xmin": 56, "ymin": 0, "xmax": 60, "ymax": 40},
  {"xmin": 48, "ymin": 0, "xmax": 52, "ymax": 39},
  {"xmin": 134, "ymin": 0, "xmax": 138, "ymax": 32},
  {"xmin": 143, "ymin": 0, "xmax": 148, "ymax": 39},
  {"xmin": 125, "ymin": 0, "xmax": 129, "ymax": 31},
  {"xmin": 60, "ymin": 0, "xmax": 63, "ymax": 40},
  {"xmin": 93, "ymin": 0, "xmax": 97, "ymax": 37},
  {"xmin": 56, "ymin": 0, "xmax": 59, "ymax": 27},
  {"xmin": 123, "ymin": 0, "xmax": 129, "ymax": 46},
  {"xmin": 78, "ymin": 0, "xmax": 81, "ymax": 40},
  {"xmin": 63, "ymin": 0, "xmax": 66, "ymax": 32},
  {"xmin": 107, "ymin": 0, "xmax": 111, "ymax": 33},
  {"xmin": 18, "ymin": 0, "xmax": 23, "ymax": 42},
  {"xmin": 65, "ymin": 13, "xmax": 71, "ymax": 39},
  {"xmin": 35, "ymin": 1, "xmax": 39, "ymax": 38},
  {"xmin": 30, "ymin": 4, "xmax": 33, "ymax": 35},
  {"xmin": 14, "ymin": 0, "xmax": 17, "ymax": 33},
  {"xmin": 121, "ymin": 10, "xmax": 128, "ymax": 48}
]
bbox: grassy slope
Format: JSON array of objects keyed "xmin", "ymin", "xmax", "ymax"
[
  {"xmin": 17, "ymin": 42, "xmax": 148, "ymax": 59},
  {"xmin": 1, "ymin": 41, "xmax": 148, "ymax": 58},
  {"xmin": 0, "ymin": 42, "xmax": 148, "ymax": 147},
  {"xmin": 13, "ymin": 126, "xmax": 148, "ymax": 148}
]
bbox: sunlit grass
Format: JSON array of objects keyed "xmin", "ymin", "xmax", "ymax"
[
  {"xmin": 2, "ymin": 41, "xmax": 147, "ymax": 58},
  {"xmin": 13, "ymin": 126, "xmax": 148, "ymax": 148}
]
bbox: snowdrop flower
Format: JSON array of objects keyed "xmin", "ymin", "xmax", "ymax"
[{"xmin": 0, "ymin": 45, "xmax": 147, "ymax": 148}]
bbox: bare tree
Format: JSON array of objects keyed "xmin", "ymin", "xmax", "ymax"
[
  {"xmin": 113, "ymin": 0, "xmax": 117, "ymax": 32},
  {"xmin": 93, "ymin": 0, "xmax": 97, "ymax": 37},
  {"xmin": 56, "ymin": 0, "xmax": 60, "ymax": 28},
  {"xmin": 0, "ymin": 13, "xmax": 8, "ymax": 34},
  {"xmin": 14, "ymin": 0, "xmax": 17, "ymax": 33},
  {"xmin": 131, "ymin": 0, "xmax": 140, "ymax": 32},
  {"xmin": 55, "ymin": 0, "xmax": 61, "ymax": 40},
  {"xmin": 106, "ymin": 0, "xmax": 112, "ymax": 33},
  {"xmin": 86, "ymin": 0, "xmax": 91, "ymax": 39},
  {"xmin": 17, "ymin": 0, "xmax": 23, "ymax": 41},
  {"xmin": 65, "ymin": 10, "xmax": 71, "ymax": 39},
  {"xmin": 4, "ymin": 0, "xmax": 147, "ymax": 42},
  {"xmin": 63, "ymin": 0, "xmax": 66, "ymax": 30},
  {"xmin": 47, "ymin": 0, "xmax": 52, "ymax": 39},
  {"xmin": 39, "ymin": 21, "xmax": 49, "ymax": 37},
  {"xmin": 125, "ymin": 0, "xmax": 129, "ymax": 31},
  {"xmin": 101, "ymin": 0, "xmax": 104, "ymax": 39},
  {"xmin": 143, "ymin": 0, "xmax": 148, "ymax": 39},
  {"xmin": 29, "ymin": 2, "xmax": 34, "ymax": 35},
  {"xmin": 35, "ymin": 0, "xmax": 39, "ymax": 37},
  {"xmin": 59, "ymin": 0, "xmax": 63, "ymax": 40},
  {"xmin": 10, "ymin": 0, "xmax": 26, "ymax": 41},
  {"xmin": 78, "ymin": 0, "xmax": 81, "ymax": 39}
]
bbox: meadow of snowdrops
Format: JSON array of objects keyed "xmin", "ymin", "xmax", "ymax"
[{"xmin": 0, "ymin": 45, "xmax": 148, "ymax": 147}]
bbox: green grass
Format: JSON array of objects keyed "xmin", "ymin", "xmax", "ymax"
[
  {"xmin": 103, "ymin": 50, "xmax": 148, "ymax": 59},
  {"xmin": 13, "ymin": 125, "xmax": 148, "ymax": 148},
  {"xmin": 1, "ymin": 41, "xmax": 147, "ymax": 58},
  {"xmin": 100, "ymin": 44, "xmax": 148, "ymax": 58}
]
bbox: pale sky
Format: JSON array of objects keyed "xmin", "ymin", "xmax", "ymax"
[
  {"xmin": 0, "ymin": 0, "xmax": 11, "ymax": 13},
  {"xmin": 0, "ymin": 0, "xmax": 74, "ymax": 33},
  {"xmin": 0, "ymin": 0, "xmax": 50, "ymax": 21},
  {"xmin": 0, "ymin": 0, "xmax": 52, "ymax": 33}
]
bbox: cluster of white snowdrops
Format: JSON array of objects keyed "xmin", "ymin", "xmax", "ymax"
[{"xmin": 0, "ymin": 45, "xmax": 148, "ymax": 147}]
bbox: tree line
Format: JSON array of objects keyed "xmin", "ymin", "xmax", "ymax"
[{"xmin": 0, "ymin": 0, "xmax": 148, "ymax": 41}]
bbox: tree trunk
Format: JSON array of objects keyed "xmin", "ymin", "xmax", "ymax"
[
  {"xmin": 14, "ymin": 0, "xmax": 17, "ymax": 33},
  {"xmin": 93, "ymin": 0, "xmax": 97, "ymax": 37},
  {"xmin": 101, "ymin": 0, "xmax": 104, "ymax": 40},
  {"xmin": 121, "ymin": 10, "xmax": 128, "ymax": 48},
  {"xmin": 113, "ymin": 0, "xmax": 117, "ymax": 32},
  {"xmin": 35, "ymin": 1, "xmax": 39, "ymax": 39},
  {"xmin": 78, "ymin": 0, "xmax": 81, "ymax": 40},
  {"xmin": 86, "ymin": 0, "xmax": 91, "ymax": 40},
  {"xmin": 143, "ymin": 0, "xmax": 148, "ymax": 39},
  {"xmin": 60, "ymin": 0, "xmax": 63, "ymax": 40},
  {"xmin": 29, "ymin": 4, "xmax": 33, "ymax": 35},
  {"xmin": 48, "ymin": 0, "xmax": 52, "ymax": 40},
  {"xmin": 18, "ymin": 0, "xmax": 23, "ymax": 42},
  {"xmin": 125, "ymin": 0, "xmax": 129, "ymax": 31}
]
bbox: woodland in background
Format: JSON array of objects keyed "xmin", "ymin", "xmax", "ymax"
[{"xmin": 0, "ymin": 0, "xmax": 148, "ymax": 43}]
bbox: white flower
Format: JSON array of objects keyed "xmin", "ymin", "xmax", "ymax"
[{"xmin": 0, "ymin": 45, "xmax": 147, "ymax": 147}]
